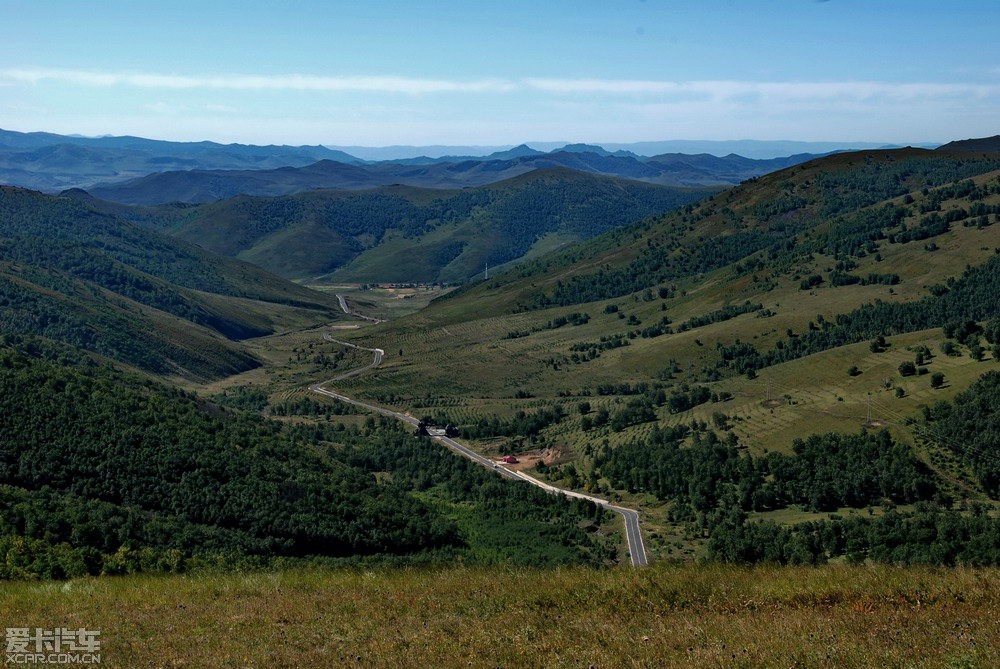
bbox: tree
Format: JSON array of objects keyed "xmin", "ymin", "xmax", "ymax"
[
  {"xmin": 898, "ymin": 362, "xmax": 916, "ymax": 377},
  {"xmin": 931, "ymin": 372, "xmax": 945, "ymax": 388},
  {"xmin": 985, "ymin": 317, "xmax": 1000, "ymax": 344}
]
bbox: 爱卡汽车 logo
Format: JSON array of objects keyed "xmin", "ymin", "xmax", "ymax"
[{"xmin": 5, "ymin": 627, "xmax": 101, "ymax": 665}]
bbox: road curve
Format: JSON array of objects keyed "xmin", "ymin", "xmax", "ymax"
[
  {"xmin": 310, "ymin": 332, "xmax": 649, "ymax": 567},
  {"xmin": 335, "ymin": 294, "xmax": 386, "ymax": 324}
]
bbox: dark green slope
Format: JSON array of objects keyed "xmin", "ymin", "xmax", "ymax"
[
  {"xmin": 0, "ymin": 186, "xmax": 339, "ymax": 378},
  {"xmin": 95, "ymin": 168, "xmax": 716, "ymax": 282},
  {"xmin": 0, "ymin": 345, "xmax": 607, "ymax": 577}
]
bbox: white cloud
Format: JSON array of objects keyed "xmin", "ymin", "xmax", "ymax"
[
  {"xmin": 0, "ymin": 68, "xmax": 516, "ymax": 94},
  {"xmin": 3, "ymin": 68, "xmax": 996, "ymax": 144},
  {"xmin": 4, "ymin": 68, "xmax": 998, "ymax": 104},
  {"xmin": 525, "ymin": 78, "xmax": 1000, "ymax": 101}
]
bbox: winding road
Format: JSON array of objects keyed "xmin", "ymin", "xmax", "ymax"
[
  {"xmin": 336, "ymin": 293, "xmax": 386, "ymax": 324},
  {"xmin": 310, "ymin": 324, "xmax": 648, "ymax": 567}
]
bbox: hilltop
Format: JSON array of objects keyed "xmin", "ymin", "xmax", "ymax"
[
  {"xmin": 5, "ymin": 564, "xmax": 997, "ymax": 667},
  {"xmin": 938, "ymin": 134, "xmax": 1000, "ymax": 154}
]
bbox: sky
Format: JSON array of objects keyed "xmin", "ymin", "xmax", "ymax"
[{"xmin": 1, "ymin": 0, "xmax": 998, "ymax": 146}]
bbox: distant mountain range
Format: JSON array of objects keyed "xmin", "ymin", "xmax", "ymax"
[
  {"xmin": 331, "ymin": 139, "xmax": 940, "ymax": 162},
  {"xmin": 0, "ymin": 128, "xmax": 362, "ymax": 191},
  {"xmin": 83, "ymin": 149, "xmax": 830, "ymax": 206},
  {"xmin": 0, "ymin": 128, "xmax": 939, "ymax": 195}
]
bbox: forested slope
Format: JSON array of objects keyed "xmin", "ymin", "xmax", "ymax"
[
  {"xmin": 0, "ymin": 186, "xmax": 339, "ymax": 378},
  {"xmin": 0, "ymin": 343, "xmax": 609, "ymax": 579}
]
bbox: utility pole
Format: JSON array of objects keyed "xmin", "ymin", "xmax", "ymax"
[
  {"xmin": 485, "ymin": 262, "xmax": 489, "ymax": 280},
  {"xmin": 866, "ymin": 393, "xmax": 873, "ymax": 425}
]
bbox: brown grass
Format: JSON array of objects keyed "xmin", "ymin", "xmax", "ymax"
[{"xmin": 2, "ymin": 564, "xmax": 996, "ymax": 668}]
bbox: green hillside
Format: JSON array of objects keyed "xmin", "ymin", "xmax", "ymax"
[
  {"xmin": 0, "ymin": 186, "xmax": 340, "ymax": 379},
  {"xmin": 97, "ymin": 168, "xmax": 716, "ymax": 282},
  {"xmin": 307, "ymin": 148, "xmax": 1000, "ymax": 562}
]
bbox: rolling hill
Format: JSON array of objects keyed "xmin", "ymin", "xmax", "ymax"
[
  {"xmin": 86, "ymin": 150, "xmax": 828, "ymax": 206},
  {"xmin": 0, "ymin": 186, "xmax": 339, "ymax": 379},
  {"xmin": 78, "ymin": 169, "xmax": 719, "ymax": 282}
]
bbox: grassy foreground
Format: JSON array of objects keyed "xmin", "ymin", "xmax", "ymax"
[{"xmin": 2, "ymin": 565, "xmax": 997, "ymax": 668}]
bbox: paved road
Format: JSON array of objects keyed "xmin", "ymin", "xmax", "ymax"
[
  {"xmin": 335, "ymin": 294, "xmax": 386, "ymax": 324},
  {"xmin": 310, "ymin": 333, "xmax": 649, "ymax": 567},
  {"xmin": 336, "ymin": 294, "xmax": 350, "ymax": 314}
]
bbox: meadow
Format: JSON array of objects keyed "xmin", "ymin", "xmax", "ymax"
[{"xmin": 2, "ymin": 564, "xmax": 996, "ymax": 667}]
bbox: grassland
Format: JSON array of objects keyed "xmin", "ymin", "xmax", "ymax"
[{"xmin": 3, "ymin": 564, "xmax": 996, "ymax": 668}]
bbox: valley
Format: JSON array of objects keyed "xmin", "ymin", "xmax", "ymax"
[
  {"xmin": 5, "ymin": 3, "xmax": 1000, "ymax": 666},
  {"xmin": 4, "ymin": 144, "xmax": 998, "ymax": 573}
]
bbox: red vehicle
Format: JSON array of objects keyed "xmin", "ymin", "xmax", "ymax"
[{"xmin": 501, "ymin": 455, "xmax": 519, "ymax": 464}]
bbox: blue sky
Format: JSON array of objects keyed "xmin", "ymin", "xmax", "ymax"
[{"xmin": 1, "ymin": 0, "xmax": 998, "ymax": 145}]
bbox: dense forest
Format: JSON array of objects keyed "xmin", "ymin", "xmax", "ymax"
[
  {"xmin": 0, "ymin": 343, "xmax": 607, "ymax": 579},
  {"xmin": 597, "ymin": 427, "xmax": 936, "ymax": 519},
  {"xmin": 0, "ymin": 187, "xmax": 326, "ymax": 308},
  {"xmin": 708, "ymin": 503, "xmax": 999, "ymax": 565},
  {"xmin": 921, "ymin": 371, "xmax": 1000, "ymax": 497}
]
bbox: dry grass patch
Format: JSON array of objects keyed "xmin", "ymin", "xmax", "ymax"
[{"xmin": 1, "ymin": 564, "xmax": 996, "ymax": 668}]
